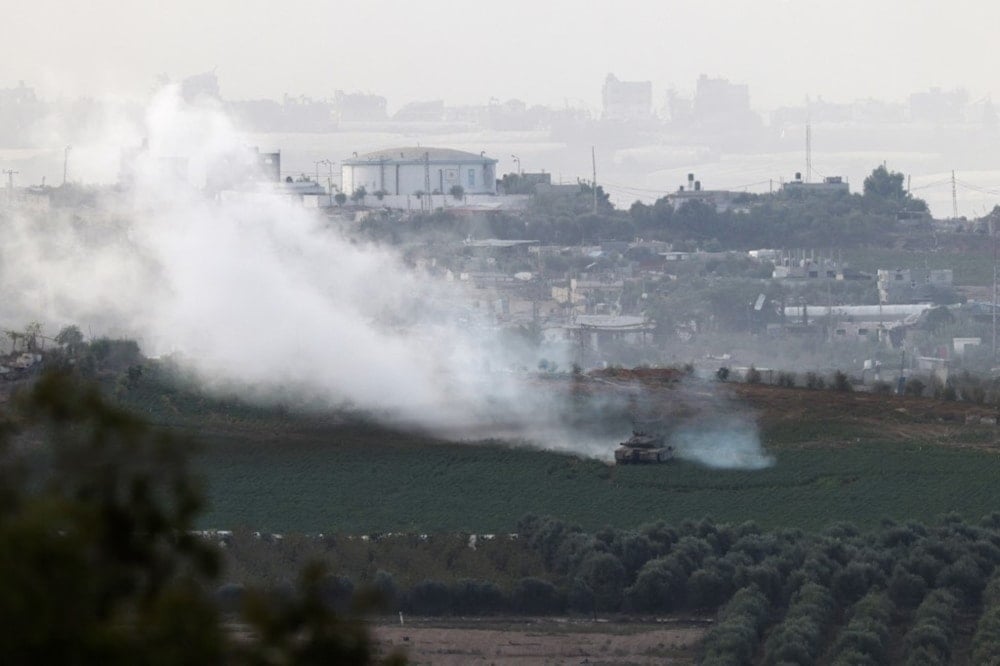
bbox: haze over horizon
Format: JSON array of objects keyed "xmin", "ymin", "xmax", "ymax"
[{"xmin": 6, "ymin": 0, "xmax": 997, "ymax": 111}]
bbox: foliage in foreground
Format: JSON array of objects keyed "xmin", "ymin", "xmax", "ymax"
[{"xmin": 0, "ymin": 372, "xmax": 402, "ymax": 665}]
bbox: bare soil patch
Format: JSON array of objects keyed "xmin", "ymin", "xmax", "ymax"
[{"xmin": 374, "ymin": 617, "xmax": 705, "ymax": 665}]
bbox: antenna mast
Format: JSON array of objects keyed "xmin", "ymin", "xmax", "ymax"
[
  {"xmin": 3, "ymin": 169, "xmax": 18, "ymax": 204},
  {"xmin": 591, "ymin": 146, "xmax": 597, "ymax": 214},
  {"xmin": 805, "ymin": 122, "xmax": 812, "ymax": 183},
  {"xmin": 952, "ymin": 170, "xmax": 959, "ymax": 219}
]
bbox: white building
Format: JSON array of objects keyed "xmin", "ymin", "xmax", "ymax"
[{"xmin": 341, "ymin": 147, "xmax": 498, "ymax": 196}]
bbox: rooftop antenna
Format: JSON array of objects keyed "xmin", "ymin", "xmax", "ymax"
[
  {"xmin": 989, "ymin": 211, "xmax": 999, "ymax": 363},
  {"xmin": 3, "ymin": 169, "xmax": 18, "ymax": 205},
  {"xmin": 805, "ymin": 121, "xmax": 812, "ymax": 183},
  {"xmin": 951, "ymin": 170, "xmax": 959, "ymax": 219},
  {"xmin": 63, "ymin": 145, "xmax": 72, "ymax": 185},
  {"xmin": 591, "ymin": 146, "xmax": 597, "ymax": 214}
]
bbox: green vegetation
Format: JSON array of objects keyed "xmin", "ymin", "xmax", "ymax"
[
  {"xmin": 0, "ymin": 372, "xmax": 403, "ymax": 664},
  {"xmin": 186, "ymin": 433, "xmax": 1000, "ymax": 534},
  {"xmin": 362, "ymin": 165, "xmax": 938, "ymax": 251}
]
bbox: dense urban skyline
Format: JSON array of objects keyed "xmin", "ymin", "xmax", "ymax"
[{"xmin": 6, "ymin": 0, "xmax": 999, "ymax": 112}]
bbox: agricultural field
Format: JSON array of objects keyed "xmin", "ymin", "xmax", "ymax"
[{"xmin": 111, "ymin": 367, "xmax": 1000, "ymax": 535}]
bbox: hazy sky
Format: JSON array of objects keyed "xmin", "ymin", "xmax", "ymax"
[{"xmin": 5, "ymin": 0, "xmax": 997, "ymax": 111}]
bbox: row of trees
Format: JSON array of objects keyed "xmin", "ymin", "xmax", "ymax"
[{"xmin": 358, "ymin": 165, "xmax": 931, "ymax": 251}]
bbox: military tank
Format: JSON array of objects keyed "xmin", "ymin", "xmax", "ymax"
[{"xmin": 614, "ymin": 430, "xmax": 673, "ymax": 464}]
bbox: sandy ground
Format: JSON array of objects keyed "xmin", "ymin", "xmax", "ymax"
[{"xmin": 374, "ymin": 617, "xmax": 705, "ymax": 665}]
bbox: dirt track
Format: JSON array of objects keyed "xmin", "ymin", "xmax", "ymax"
[{"xmin": 375, "ymin": 617, "xmax": 704, "ymax": 665}]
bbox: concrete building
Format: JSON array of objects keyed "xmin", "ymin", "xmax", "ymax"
[
  {"xmin": 877, "ymin": 268, "xmax": 953, "ymax": 304},
  {"xmin": 782, "ymin": 174, "xmax": 850, "ymax": 195},
  {"xmin": 694, "ymin": 74, "xmax": 750, "ymax": 119},
  {"xmin": 665, "ymin": 173, "xmax": 749, "ymax": 212},
  {"xmin": 333, "ymin": 90, "xmax": 387, "ymax": 121},
  {"xmin": 341, "ymin": 147, "xmax": 498, "ymax": 196},
  {"xmin": 602, "ymin": 74, "xmax": 653, "ymax": 121}
]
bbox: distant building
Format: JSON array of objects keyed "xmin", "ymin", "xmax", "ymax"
[
  {"xmin": 782, "ymin": 174, "xmax": 850, "ymax": 195},
  {"xmin": 181, "ymin": 71, "xmax": 221, "ymax": 102},
  {"xmin": 0, "ymin": 81, "xmax": 44, "ymax": 147},
  {"xmin": 393, "ymin": 100, "xmax": 445, "ymax": 122},
  {"xmin": 665, "ymin": 173, "xmax": 749, "ymax": 212},
  {"xmin": 877, "ymin": 268, "xmax": 953, "ymax": 304},
  {"xmin": 908, "ymin": 87, "xmax": 968, "ymax": 124},
  {"xmin": 499, "ymin": 172, "xmax": 551, "ymax": 195},
  {"xmin": 602, "ymin": 74, "xmax": 652, "ymax": 121},
  {"xmin": 694, "ymin": 74, "xmax": 750, "ymax": 119},
  {"xmin": 334, "ymin": 90, "xmax": 387, "ymax": 121},
  {"xmin": 341, "ymin": 147, "xmax": 498, "ymax": 196}
]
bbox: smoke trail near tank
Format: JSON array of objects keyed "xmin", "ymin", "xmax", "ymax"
[{"xmin": 670, "ymin": 417, "xmax": 774, "ymax": 470}]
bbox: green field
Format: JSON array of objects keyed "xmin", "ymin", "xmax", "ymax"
[
  {"xmin": 108, "ymin": 369, "xmax": 1000, "ymax": 534},
  {"xmin": 192, "ymin": 424, "xmax": 1000, "ymax": 534}
]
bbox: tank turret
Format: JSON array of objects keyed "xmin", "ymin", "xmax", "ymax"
[{"xmin": 614, "ymin": 430, "xmax": 673, "ymax": 464}]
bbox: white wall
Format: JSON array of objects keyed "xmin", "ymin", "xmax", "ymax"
[
  {"xmin": 342, "ymin": 161, "xmax": 497, "ymax": 196},
  {"xmin": 343, "ymin": 193, "xmax": 528, "ymax": 211}
]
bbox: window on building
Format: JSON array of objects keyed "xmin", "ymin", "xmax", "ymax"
[
  {"xmin": 468, "ymin": 169, "xmax": 475, "ymax": 187},
  {"xmin": 836, "ymin": 329, "xmax": 846, "ymax": 336},
  {"xmin": 858, "ymin": 328, "xmax": 869, "ymax": 336}
]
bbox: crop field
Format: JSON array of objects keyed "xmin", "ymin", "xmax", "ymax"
[
  {"xmin": 191, "ymin": 427, "xmax": 1000, "ymax": 534},
  {"xmin": 108, "ymin": 367, "xmax": 1000, "ymax": 534}
]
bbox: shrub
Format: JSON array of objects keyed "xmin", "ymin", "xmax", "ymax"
[
  {"xmin": 828, "ymin": 591, "xmax": 893, "ymax": 665},
  {"xmin": 700, "ymin": 585, "xmax": 771, "ymax": 666},
  {"xmin": 805, "ymin": 372, "xmax": 825, "ymax": 390},
  {"xmin": 716, "ymin": 366, "xmax": 730, "ymax": 382},
  {"xmin": 872, "ymin": 380, "xmax": 893, "ymax": 394},
  {"xmin": 745, "ymin": 366, "xmax": 762, "ymax": 385},
  {"xmin": 776, "ymin": 372, "xmax": 796, "ymax": 388},
  {"xmin": 578, "ymin": 553, "xmax": 626, "ymax": 612},
  {"xmin": 406, "ymin": 580, "xmax": 451, "ymax": 615},
  {"xmin": 905, "ymin": 377, "xmax": 926, "ymax": 397},
  {"xmin": 450, "ymin": 579, "xmax": 507, "ymax": 615},
  {"xmin": 763, "ymin": 583, "xmax": 834, "ymax": 665},
  {"xmin": 832, "ymin": 370, "xmax": 852, "ymax": 392},
  {"xmin": 903, "ymin": 589, "xmax": 957, "ymax": 665},
  {"xmin": 888, "ymin": 567, "xmax": 927, "ymax": 609},
  {"xmin": 625, "ymin": 558, "xmax": 685, "ymax": 613},
  {"xmin": 510, "ymin": 577, "xmax": 562, "ymax": 615}
]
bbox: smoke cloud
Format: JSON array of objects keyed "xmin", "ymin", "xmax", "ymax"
[{"xmin": 0, "ymin": 87, "xmax": 773, "ymax": 469}]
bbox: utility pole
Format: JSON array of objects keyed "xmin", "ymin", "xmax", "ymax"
[
  {"xmin": 63, "ymin": 145, "xmax": 71, "ymax": 185},
  {"xmin": 951, "ymin": 170, "xmax": 958, "ymax": 219},
  {"xmin": 805, "ymin": 122, "xmax": 812, "ymax": 183},
  {"xmin": 591, "ymin": 146, "xmax": 597, "ymax": 214},
  {"xmin": 3, "ymin": 169, "xmax": 18, "ymax": 204},
  {"xmin": 993, "ymin": 215, "xmax": 997, "ymax": 363}
]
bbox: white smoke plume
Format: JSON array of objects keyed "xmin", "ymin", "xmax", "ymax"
[
  {"xmin": 0, "ymin": 88, "xmax": 576, "ymax": 439},
  {"xmin": 0, "ymin": 88, "xmax": 774, "ymax": 469},
  {"xmin": 670, "ymin": 418, "xmax": 774, "ymax": 470}
]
